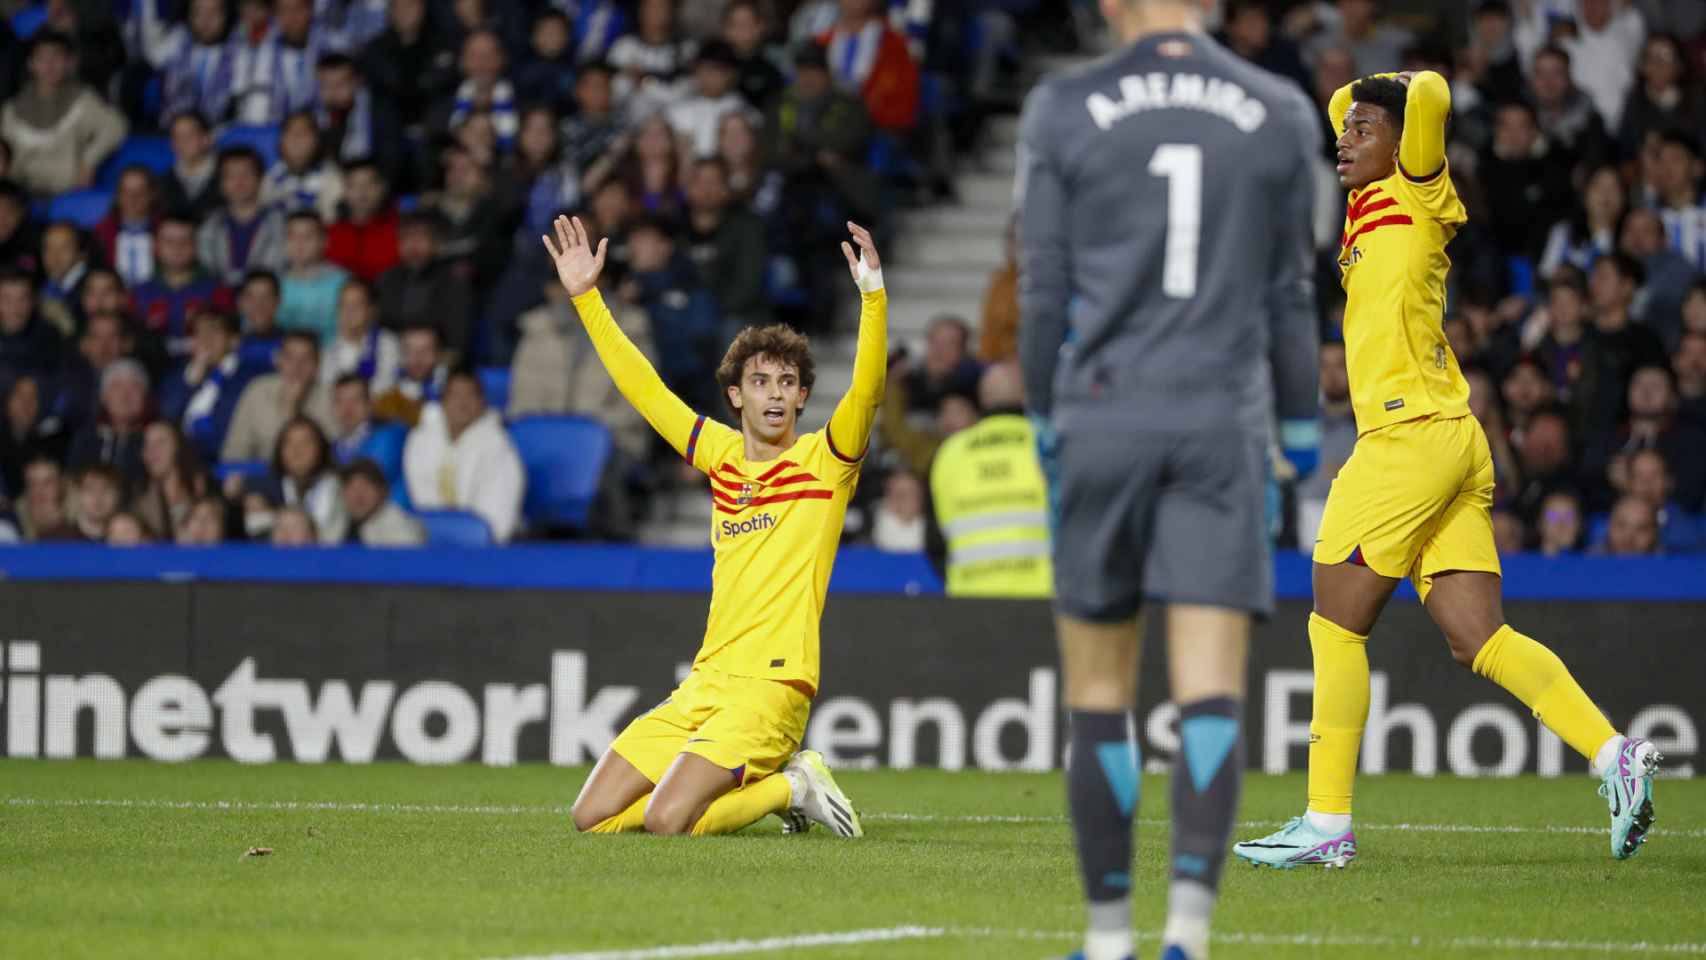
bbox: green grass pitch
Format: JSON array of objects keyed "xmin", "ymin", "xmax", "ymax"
[{"xmin": 4, "ymin": 760, "xmax": 1704, "ymax": 959}]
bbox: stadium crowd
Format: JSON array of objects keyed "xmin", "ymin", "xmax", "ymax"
[
  {"xmin": 879, "ymin": 0, "xmax": 1706, "ymax": 566},
  {"xmin": 4, "ymin": 0, "xmax": 1706, "ymax": 562},
  {"xmin": 0, "ymin": 0, "xmax": 1052, "ymax": 546}
]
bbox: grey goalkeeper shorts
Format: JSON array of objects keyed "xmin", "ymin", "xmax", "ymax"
[{"xmin": 1052, "ymin": 429, "xmax": 1273, "ymax": 621}]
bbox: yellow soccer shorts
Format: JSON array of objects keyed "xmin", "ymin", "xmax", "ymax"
[
  {"xmin": 610, "ymin": 668, "xmax": 810, "ymax": 787},
  {"xmin": 1312, "ymin": 413, "xmax": 1501, "ymax": 601}
]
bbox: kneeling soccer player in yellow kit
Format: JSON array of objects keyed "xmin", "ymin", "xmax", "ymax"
[{"xmin": 544, "ymin": 214, "xmax": 884, "ymax": 838}]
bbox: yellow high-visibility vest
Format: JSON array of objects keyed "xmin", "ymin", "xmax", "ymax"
[{"xmin": 929, "ymin": 413, "xmax": 1053, "ymax": 598}]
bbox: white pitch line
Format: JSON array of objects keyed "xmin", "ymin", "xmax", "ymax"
[
  {"xmin": 6, "ymin": 796, "xmax": 1705, "ymax": 839},
  {"xmin": 485, "ymin": 926, "xmax": 946, "ymax": 960},
  {"xmin": 871, "ymin": 811, "xmax": 1706, "ymax": 840},
  {"xmin": 948, "ymin": 928, "xmax": 1706, "ymax": 955},
  {"xmin": 485, "ymin": 926, "xmax": 1706, "ymax": 959}
]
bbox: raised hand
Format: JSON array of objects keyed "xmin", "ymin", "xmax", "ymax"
[
  {"xmin": 840, "ymin": 221, "xmax": 882, "ymax": 289},
  {"xmin": 541, "ymin": 215, "xmax": 608, "ymax": 298}
]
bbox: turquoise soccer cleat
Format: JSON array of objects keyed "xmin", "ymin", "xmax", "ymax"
[
  {"xmin": 1232, "ymin": 816, "xmax": 1357, "ymax": 869},
  {"xmin": 1600, "ymin": 736, "xmax": 1662, "ymax": 860}
]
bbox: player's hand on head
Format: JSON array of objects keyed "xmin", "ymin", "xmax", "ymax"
[
  {"xmin": 841, "ymin": 221, "xmax": 883, "ymax": 292},
  {"xmin": 541, "ymin": 215, "xmax": 608, "ymax": 298}
]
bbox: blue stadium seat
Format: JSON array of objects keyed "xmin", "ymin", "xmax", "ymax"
[
  {"xmin": 356, "ymin": 423, "xmax": 410, "ymax": 507},
  {"xmin": 217, "ymin": 125, "xmax": 281, "ymax": 168},
  {"xmin": 477, "ymin": 366, "xmax": 510, "ymax": 413},
  {"xmin": 414, "ymin": 509, "xmax": 494, "ymax": 547},
  {"xmin": 47, "ymin": 189, "xmax": 113, "ymax": 229},
  {"xmin": 1587, "ymin": 513, "xmax": 1610, "ymax": 548},
  {"xmin": 97, "ymin": 136, "xmax": 174, "ymax": 189},
  {"xmin": 10, "ymin": 5, "xmax": 46, "ymax": 39},
  {"xmin": 508, "ymin": 415, "xmax": 613, "ymax": 531},
  {"xmin": 214, "ymin": 460, "xmax": 271, "ymax": 487}
]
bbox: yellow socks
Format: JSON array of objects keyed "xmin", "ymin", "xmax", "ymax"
[
  {"xmin": 584, "ymin": 775, "xmax": 792, "ymax": 836},
  {"xmin": 1472, "ymin": 625, "xmax": 1617, "ymax": 761},
  {"xmin": 690, "ymin": 774, "xmax": 792, "ymax": 836},
  {"xmin": 585, "ymin": 795, "xmax": 648, "ymax": 834},
  {"xmin": 1306, "ymin": 612, "xmax": 1370, "ymax": 816}
]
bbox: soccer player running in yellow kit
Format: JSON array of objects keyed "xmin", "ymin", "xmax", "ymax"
[
  {"xmin": 1233, "ymin": 72, "xmax": 1661, "ymax": 869},
  {"xmin": 544, "ymin": 215, "xmax": 885, "ymax": 838}
]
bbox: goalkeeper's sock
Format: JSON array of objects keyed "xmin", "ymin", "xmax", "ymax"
[
  {"xmin": 688, "ymin": 774, "xmax": 791, "ymax": 837},
  {"xmin": 1306, "ymin": 612, "xmax": 1370, "ymax": 818},
  {"xmin": 1472, "ymin": 625, "xmax": 1618, "ymax": 763},
  {"xmin": 1165, "ymin": 697, "xmax": 1243, "ymax": 958},
  {"xmin": 585, "ymin": 795, "xmax": 648, "ymax": 834},
  {"xmin": 1067, "ymin": 709, "xmax": 1137, "ymax": 960}
]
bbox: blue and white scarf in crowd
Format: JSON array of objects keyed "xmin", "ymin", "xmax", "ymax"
[
  {"xmin": 230, "ymin": 26, "xmax": 331, "ymax": 125},
  {"xmin": 1661, "ymin": 202, "xmax": 1706, "ymax": 274},
  {"xmin": 334, "ymin": 420, "xmax": 371, "ymax": 463},
  {"xmin": 163, "ymin": 36, "xmax": 235, "ymax": 123},
  {"xmin": 229, "ymin": 27, "xmax": 284, "ymax": 124},
  {"xmin": 547, "ymin": 0, "xmax": 627, "ymax": 64},
  {"xmin": 450, "ymin": 79, "xmax": 519, "ymax": 152},
  {"xmin": 396, "ymin": 365, "xmax": 448, "ymax": 404},
  {"xmin": 115, "ymin": 223, "xmax": 155, "ymax": 286},
  {"xmin": 353, "ymin": 326, "xmax": 383, "ymax": 382},
  {"xmin": 182, "ymin": 352, "xmax": 241, "ymax": 446},
  {"xmin": 826, "ymin": 21, "xmax": 884, "ymax": 93},
  {"xmin": 264, "ymin": 161, "xmax": 339, "ymax": 217}
]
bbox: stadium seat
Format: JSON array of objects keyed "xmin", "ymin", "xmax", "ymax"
[
  {"xmin": 97, "ymin": 136, "xmax": 174, "ymax": 189},
  {"xmin": 476, "ymin": 367, "xmax": 511, "ymax": 413},
  {"xmin": 47, "ymin": 189, "xmax": 113, "ymax": 229},
  {"xmin": 10, "ymin": 4, "xmax": 46, "ymax": 39},
  {"xmin": 356, "ymin": 423, "xmax": 410, "ymax": 507},
  {"xmin": 1586, "ymin": 513, "xmax": 1610, "ymax": 548},
  {"xmin": 214, "ymin": 460, "xmax": 271, "ymax": 487},
  {"xmin": 413, "ymin": 509, "xmax": 494, "ymax": 547},
  {"xmin": 508, "ymin": 415, "xmax": 613, "ymax": 531},
  {"xmin": 217, "ymin": 125, "xmax": 281, "ymax": 168}
]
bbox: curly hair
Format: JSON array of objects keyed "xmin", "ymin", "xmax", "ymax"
[
  {"xmin": 715, "ymin": 324, "xmax": 816, "ymax": 414},
  {"xmin": 1350, "ymin": 76, "xmax": 1407, "ymax": 131}
]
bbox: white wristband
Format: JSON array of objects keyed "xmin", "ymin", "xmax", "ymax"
[{"xmin": 854, "ymin": 257, "xmax": 884, "ymax": 293}]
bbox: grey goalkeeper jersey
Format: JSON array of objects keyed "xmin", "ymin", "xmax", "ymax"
[{"xmin": 1016, "ymin": 30, "xmax": 1320, "ymax": 436}]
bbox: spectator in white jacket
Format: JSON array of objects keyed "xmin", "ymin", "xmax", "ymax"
[
  {"xmin": 1512, "ymin": 0, "xmax": 1646, "ymax": 129},
  {"xmin": 404, "ymin": 370, "xmax": 524, "ymax": 542}
]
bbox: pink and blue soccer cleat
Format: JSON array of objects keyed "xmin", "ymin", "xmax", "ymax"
[
  {"xmin": 1600, "ymin": 736, "xmax": 1662, "ymax": 860},
  {"xmin": 1232, "ymin": 816, "xmax": 1357, "ymax": 869}
]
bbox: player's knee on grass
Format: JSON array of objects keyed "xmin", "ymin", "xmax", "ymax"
[
  {"xmin": 642, "ymin": 794, "xmax": 704, "ymax": 836},
  {"xmin": 570, "ymin": 797, "xmax": 616, "ymax": 832}
]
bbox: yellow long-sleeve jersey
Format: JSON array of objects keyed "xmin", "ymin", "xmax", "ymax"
[
  {"xmin": 1329, "ymin": 70, "xmax": 1471, "ymax": 436},
  {"xmin": 571, "ymin": 287, "xmax": 887, "ymax": 695}
]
